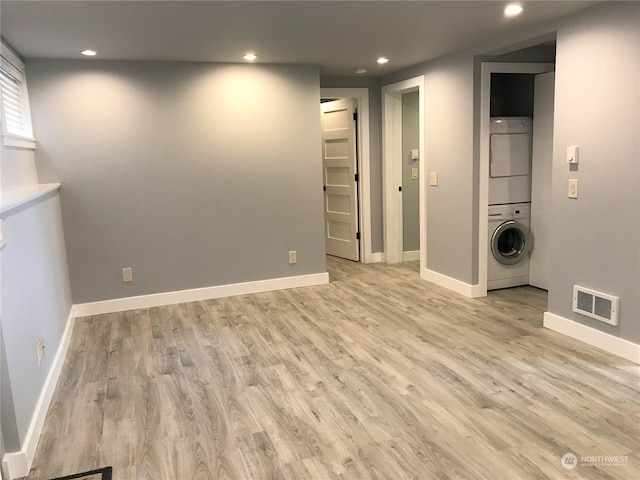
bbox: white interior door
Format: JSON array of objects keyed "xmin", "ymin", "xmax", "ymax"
[
  {"xmin": 530, "ymin": 71, "xmax": 555, "ymax": 290},
  {"xmin": 321, "ymin": 98, "xmax": 359, "ymax": 261}
]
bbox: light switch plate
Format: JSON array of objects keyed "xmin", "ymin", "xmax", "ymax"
[
  {"xmin": 568, "ymin": 179, "xmax": 578, "ymax": 198},
  {"xmin": 411, "ymin": 167, "xmax": 419, "ymax": 180},
  {"xmin": 429, "ymin": 172, "xmax": 438, "ymax": 186},
  {"xmin": 122, "ymin": 267, "xmax": 133, "ymax": 282},
  {"xmin": 411, "ymin": 149, "xmax": 419, "ymax": 161},
  {"xmin": 567, "ymin": 145, "xmax": 579, "ymax": 164}
]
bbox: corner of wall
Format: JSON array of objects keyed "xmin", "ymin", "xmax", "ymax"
[{"xmin": 421, "ymin": 268, "xmax": 484, "ymax": 298}]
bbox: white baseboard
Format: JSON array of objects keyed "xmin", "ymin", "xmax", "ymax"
[
  {"xmin": 0, "ymin": 453, "xmax": 25, "ymax": 480},
  {"xmin": 2, "ymin": 307, "xmax": 76, "ymax": 480},
  {"xmin": 421, "ymin": 268, "xmax": 484, "ymax": 298},
  {"xmin": 544, "ymin": 312, "xmax": 640, "ymax": 364},
  {"xmin": 73, "ymin": 272, "xmax": 330, "ymax": 317},
  {"xmin": 403, "ymin": 250, "xmax": 420, "ymax": 262}
]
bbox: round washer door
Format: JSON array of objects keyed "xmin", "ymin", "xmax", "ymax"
[{"xmin": 491, "ymin": 220, "xmax": 533, "ymax": 265}]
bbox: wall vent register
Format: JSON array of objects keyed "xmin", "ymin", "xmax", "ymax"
[{"xmin": 572, "ymin": 285, "xmax": 619, "ymax": 326}]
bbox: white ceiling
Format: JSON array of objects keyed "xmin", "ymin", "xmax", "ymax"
[{"xmin": 0, "ymin": 1, "xmax": 598, "ymax": 76}]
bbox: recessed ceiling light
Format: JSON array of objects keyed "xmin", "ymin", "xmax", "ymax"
[
  {"xmin": 81, "ymin": 49, "xmax": 97, "ymax": 56},
  {"xmin": 355, "ymin": 68, "xmax": 368, "ymax": 74},
  {"xmin": 504, "ymin": 4, "xmax": 523, "ymax": 17},
  {"xmin": 243, "ymin": 53, "xmax": 257, "ymax": 62},
  {"xmin": 377, "ymin": 57, "xmax": 389, "ymax": 65}
]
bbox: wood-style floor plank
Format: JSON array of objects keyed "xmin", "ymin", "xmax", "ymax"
[{"xmin": 25, "ymin": 257, "xmax": 639, "ymax": 479}]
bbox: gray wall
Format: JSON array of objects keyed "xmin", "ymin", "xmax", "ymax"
[
  {"xmin": 320, "ymin": 76, "xmax": 383, "ymax": 253},
  {"xmin": 401, "ymin": 91, "xmax": 420, "ymax": 252},
  {"xmin": 381, "ymin": 2, "xmax": 639, "ymax": 343},
  {"xmin": 1, "ymin": 191, "xmax": 72, "ymax": 450},
  {"xmin": 424, "ymin": 51, "xmax": 477, "ymax": 282},
  {"xmin": 547, "ymin": 3, "xmax": 639, "ymax": 343},
  {"xmin": 28, "ymin": 60, "xmax": 327, "ymax": 303}
]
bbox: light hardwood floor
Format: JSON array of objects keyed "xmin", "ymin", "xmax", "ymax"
[{"xmin": 26, "ymin": 257, "xmax": 639, "ymax": 480}]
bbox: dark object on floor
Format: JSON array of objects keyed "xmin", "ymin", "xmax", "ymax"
[{"xmin": 51, "ymin": 466, "xmax": 112, "ymax": 480}]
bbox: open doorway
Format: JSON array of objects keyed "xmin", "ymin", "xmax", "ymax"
[
  {"xmin": 320, "ymin": 88, "xmax": 373, "ymax": 263},
  {"xmin": 479, "ymin": 62, "xmax": 555, "ymax": 298},
  {"xmin": 401, "ymin": 91, "xmax": 420, "ymax": 263},
  {"xmin": 381, "ymin": 76, "xmax": 425, "ymax": 271}
]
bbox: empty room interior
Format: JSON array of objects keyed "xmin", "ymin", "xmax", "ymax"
[{"xmin": 1, "ymin": 1, "xmax": 639, "ymax": 479}]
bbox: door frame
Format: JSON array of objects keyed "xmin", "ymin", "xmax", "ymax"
[
  {"xmin": 382, "ymin": 76, "xmax": 425, "ymax": 268},
  {"xmin": 478, "ymin": 62, "xmax": 555, "ymax": 295},
  {"xmin": 320, "ymin": 88, "xmax": 372, "ymax": 263}
]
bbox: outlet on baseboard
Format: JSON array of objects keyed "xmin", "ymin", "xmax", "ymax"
[
  {"xmin": 288, "ymin": 250, "xmax": 297, "ymax": 264},
  {"xmin": 36, "ymin": 338, "xmax": 45, "ymax": 367},
  {"xmin": 122, "ymin": 267, "xmax": 133, "ymax": 282}
]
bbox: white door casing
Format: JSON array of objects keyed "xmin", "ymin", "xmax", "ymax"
[{"xmin": 321, "ymin": 98, "xmax": 359, "ymax": 261}]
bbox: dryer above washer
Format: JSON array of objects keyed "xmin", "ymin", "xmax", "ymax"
[{"xmin": 489, "ymin": 117, "xmax": 533, "ymax": 205}]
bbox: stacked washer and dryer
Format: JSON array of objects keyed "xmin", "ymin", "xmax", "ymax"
[{"xmin": 488, "ymin": 117, "xmax": 534, "ymax": 290}]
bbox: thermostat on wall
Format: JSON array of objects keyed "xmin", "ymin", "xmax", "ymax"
[{"xmin": 567, "ymin": 145, "xmax": 579, "ymax": 163}]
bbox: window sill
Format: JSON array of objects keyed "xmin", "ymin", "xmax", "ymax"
[
  {"xmin": 1, "ymin": 183, "xmax": 61, "ymax": 215},
  {"xmin": 2, "ymin": 133, "xmax": 36, "ymax": 150}
]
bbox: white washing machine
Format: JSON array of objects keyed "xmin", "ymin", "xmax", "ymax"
[
  {"xmin": 489, "ymin": 117, "xmax": 532, "ymax": 205},
  {"xmin": 488, "ymin": 203, "xmax": 533, "ymax": 290}
]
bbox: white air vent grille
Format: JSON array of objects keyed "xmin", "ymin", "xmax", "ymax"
[{"xmin": 572, "ymin": 285, "xmax": 619, "ymax": 326}]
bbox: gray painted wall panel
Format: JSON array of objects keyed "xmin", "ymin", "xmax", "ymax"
[
  {"xmin": 548, "ymin": 3, "xmax": 640, "ymax": 342},
  {"xmin": 423, "ymin": 52, "xmax": 476, "ymax": 283},
  {"xmin": 401, "ymin": 91, "xmax": 420, "ymax": 252},
  {"xmin": 28, "ymin": 61, "xmax": 326, "ymax": 303},
  {"xmin": 1, "ymin": 192, "xmax": 72, "ymax": 447}
]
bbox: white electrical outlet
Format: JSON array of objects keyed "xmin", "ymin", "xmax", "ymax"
[
  {"xmin": 429, "ymin": 172, "xmax": 438, "ymax": 186},
  {"xmin": 568, "ymin": 179, "xmax": 578, "ymax": 199},
  {"xmin": 36, "ymin": 338, "xmax": 45, "ymax": 367},
  {"xmin": 122, "ymin": 267, "xmax": 133, "ymax": 282},
  {"xmin": 288, "ymin": 250, "xmax": 297, "ymax": 264}
]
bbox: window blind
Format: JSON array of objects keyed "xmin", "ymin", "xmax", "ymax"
[{"xmin": 0, "ymin": 68, "xmax": 26, "ymax": 136}]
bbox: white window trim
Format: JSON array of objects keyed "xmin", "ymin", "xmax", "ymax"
[{"xmin": 1, "ymin": 40, "xmax": 36, "ymax": 150}]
